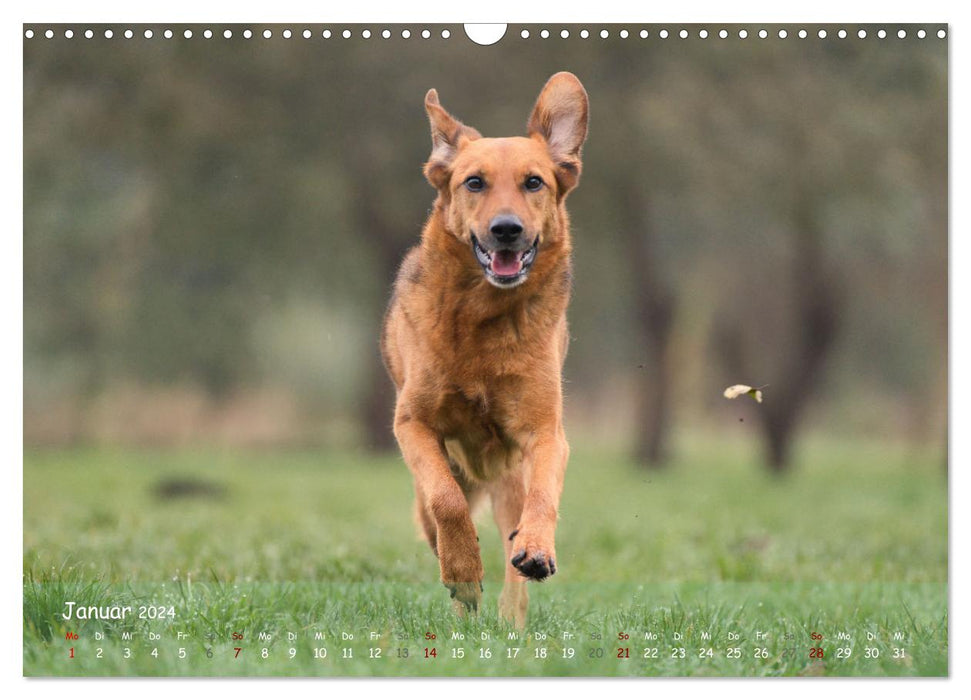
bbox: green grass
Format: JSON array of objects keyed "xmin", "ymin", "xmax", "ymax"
[{"xmin": 23, "ymin": 436, "xmax": 947, "ymax": 676}]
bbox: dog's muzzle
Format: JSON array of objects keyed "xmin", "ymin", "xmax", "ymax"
[{"xmin": 471, "ymin": 235, "xmax": 538, "ymax": 288}]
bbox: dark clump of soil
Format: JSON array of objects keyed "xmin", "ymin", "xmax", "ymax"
[{"xmin": 153, "ymin": 477, "xmax": 227, "ymax": 501}]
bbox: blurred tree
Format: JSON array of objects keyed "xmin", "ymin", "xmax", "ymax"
[
  {"xmin": 351, "ymin": 164, "xmax": 412, "ymax": 451},
  {"xmin": 714, "ymin": 177, "xmax": 842, "ymax": 471},
  {"xmin": 707, "ymin": 40, "xmax": 944, "ymax": 470},
  {"xmin": 621, "ymin": 183, "xmax": 677, "ymax": 467}
]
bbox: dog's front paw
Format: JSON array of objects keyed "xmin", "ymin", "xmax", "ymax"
[
  {"xmin": 438, "ymin": 530, "xmax": 484, "ymax": 613},
  {"xmin": 444, "ymin": 580, "xmax": 483, "ymax": 614},
  {"xmin": 509, "ymin": 528, "xmax": 557, "ymax": 581}
]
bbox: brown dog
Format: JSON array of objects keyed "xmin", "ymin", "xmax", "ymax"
[{"xmin": 381, "ymin": 72, "xmax": 588, "ymax": 626}]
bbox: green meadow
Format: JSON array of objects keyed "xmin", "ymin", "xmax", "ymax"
[{"xmin": 23, "ymin": 437, "xmax": 947, "ymax": 676}]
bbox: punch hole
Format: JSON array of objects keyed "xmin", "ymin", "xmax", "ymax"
[
  {"xmin": 124, "ymin": 29, "xmax": 133, "ymax": 39},
  {"xmin": 937, "ymin": 29, "xmax": 946, "ymax": 38},
  {"xmin": 303, "ymin": 29, "xmax": 311, "ymax": 39},
  {"xmin": 898, "ymin": 29, "xmax": 906, "ymax": 39},
  {"xmin": 917, "ymin": 29, "xmax": 926, "ymax": 39},
  {"xmin": 421, "ymin": 29, "xmax": 429, "ymax": 39},
  {"xmin": 679, "ymin": 29, "xmax": 687, "ymax": 39},
  {"xmin": 640, "ymin": 29, "xmax": 648, "ymax": 39},
  {"xmin": 45, "ymin": 29, "xmax": 53, "ymax": 39},
  {"xmin": 243, "ymin": 29, "xmax": 252, "ymax": 39},
  {"xmin": 85, "ymin": 29, "xmax": 93, "ymax": 39},
  {"xmin": 105, "ymin": 29, "xmax": 113, "ymax": 39},
  {"xmin": 718, "ymin": 29, "xmax": 728, "ymax": 39},
  {"xmin": 699, "ymin": 29, "xmax": 708, "ymax": 39},
  {"xmin": 521, "ymin": 29, "xmax": 529, "ymax": 39},
  {"xmin": 164, "ymin": 29, "xmax": 173, "ymax": 39},
  {"xmin": 322, "ymin": 30, "xmax": 331, "ymax": 39},
  {"xmin": 620, "ymin": 29, "xmax": 629, "ymax": 38},
  {"xmin": 580, "ymin": 29, "xmax": 589, "ymax": 39},
  {"xmin": 758, "ymin": 29, "xmax": 767, "ymax": 39},
  {"xmin": 204, "ymin": 29, "xmax": 213, "ymax": 39},
  {"xmin": 561, "ymin": 29, "xmax": 570, "ymax": 39},
  {"xmin": 362, "ymin": 29, "xmax": 371, "ymax": 39},
  {"xmin": 223, "ymin": 30, "xmax": 232, "ymax": 39},
  {"xmin": 382, "ymin": 30, "xmax": 391, "ymax": 39},
  {"xmin": 878, "ymin": 29, "xmax": 887, "ymax": 39},
  {"xmin": 342, "ymin": 29, "xmax": 351, "ymax": 39},
  {"xmin": 144, "ymin": 29, "xmax": 153, "ymax": 39},
  {"xmin": 798, "ymin": 29, "xmax": 807, "ymax": 39},
  {"xmin": 64, "ymin": 29, "xmax": 74, "ymax": 39},
  {"xmin": 186, "ymin": 29, "xmax": 195, "ymax": 39},
  {"xmin": 838, "ymin": 29, "xmax": 847, "ymax": 39},
  {"xmin": 540, "ymin": 29, "xmax": 550, "ymax": 39},
  {"xmin": 402, "ymin": 29, "xmax": 412, "ymax": 39},
  {"xmin": 464, "ymin": 24, "xmax": 507, "ymax": 46},
  {"xmin": 659, "ymin": 29, "xmax": 668, "ymax": 39},
  {"xmin": 778, "ymin": 29, "xmax": 788, "ymax": 39},
  {"xmin": 600, "ymin": 29, "xmax": 608, "ymax": 39},
  {"xmin": 24, "ymin": 29, "xmax": 34, "ymax": 39},
  {"xmin": 818, "ymin": 29, "xmax": 827, "ymax": 39},
  {"xmin": 441, "ymin": 29, "xmax": 450, "ymax": 39},
  {"xmin": 858, "ymin": 29, "xmax": 867, "ymax": 38},
  {"xmin": 738, "ymin": 29, "xmax": 748, "ymax": 39}
]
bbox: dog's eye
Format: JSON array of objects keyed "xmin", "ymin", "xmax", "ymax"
[
  {"xmin": 524, "ymin": 176, "xmax": 544, "ymax": 192},
  {"xmin": 464, "ymin": 176, "xmax": 485, "ymax": 192}
]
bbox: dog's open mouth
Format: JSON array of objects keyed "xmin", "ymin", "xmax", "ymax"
[{"xmin": 472, "ymin": 235, "xmax": 538, "ymax": 287}]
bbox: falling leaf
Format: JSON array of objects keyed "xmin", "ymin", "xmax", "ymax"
[{"xmin": 723, "ymin": 384, "xmax": 766, "ymax": 403}]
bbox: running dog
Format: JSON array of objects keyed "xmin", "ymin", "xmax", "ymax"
[{"xmin": 382, "ymin": 72, "xmax": 588, "ymax": 626}]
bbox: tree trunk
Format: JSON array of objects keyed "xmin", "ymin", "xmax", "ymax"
[
  {"xmin": 759, "ymin": 188, "xmax": 840, "ymax": 471},
  {"xmin": 635, "ymin": 291, "xmax": 675, "ymax": 466},
  {"xmin": 714, "ymin": 186, "xmax": 840, "ymax": 473},
  {"xmin": 762, "ymin": 405, "xmax": 796, "ymax": 473},
  {"xmin": 353, "ymin": 169, "xmax": 411, "ymax": 453},
  {"xmin": 362, "ymin": 345, "xmax": 398, "ymax": 451},
  {"xmin": 626, "ymin": 186, "xmax": 677, "ymax": 468},
  {"xmin": 359, "ymin": 241, "xmax": 408, "ymax": 453}
]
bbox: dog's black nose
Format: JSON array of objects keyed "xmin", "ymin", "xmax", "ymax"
[{"xmin": 489, "ymin": 215, "xmax": 523, "ymax": 243}]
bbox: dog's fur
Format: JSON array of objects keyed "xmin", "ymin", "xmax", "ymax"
[{"xmin": 381, "ymin": 73, "xmax": 588, "ymax": 626}]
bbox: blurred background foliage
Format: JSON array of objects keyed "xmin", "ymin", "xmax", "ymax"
[{"xmin": 23, "ymin": 25, "xmax": 947, "ymax": 470}]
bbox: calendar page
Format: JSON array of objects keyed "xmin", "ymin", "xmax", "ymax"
[{"xmin": 22, "ymin": 22, "xmax": 948, "ymax": 678}]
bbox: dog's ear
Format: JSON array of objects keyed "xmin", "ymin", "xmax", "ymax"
[
  {"xmin": 424, "ymin": 89, "xmax": 481, "ymax": 191},
  {"xmin": 527, "ymin": 72, "xmax": 589, "ymax": 196}
]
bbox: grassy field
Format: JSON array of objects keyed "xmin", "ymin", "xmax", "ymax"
[{"xmin": 23, "ymin": 436, "xmax": 948, "ymax": 676}]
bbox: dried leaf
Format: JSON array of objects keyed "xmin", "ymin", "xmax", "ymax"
[{"xmin": 723, "ymin": 384, "xmax": 765, "ymax": 403}]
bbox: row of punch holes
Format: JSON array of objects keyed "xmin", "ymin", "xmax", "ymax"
[{"xmin": 24, "ymin": 26, "xmax": 948, "ymax": 42}]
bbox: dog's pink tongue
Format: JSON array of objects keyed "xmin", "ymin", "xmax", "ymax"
[{"xmin": 491, "ymin": 250, "xmax": 522, "ymax": 277}]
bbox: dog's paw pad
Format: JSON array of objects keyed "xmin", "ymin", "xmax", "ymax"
[{"xmin": 511, "ymin": 549, "xmax": 555, "ymax": 581}]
